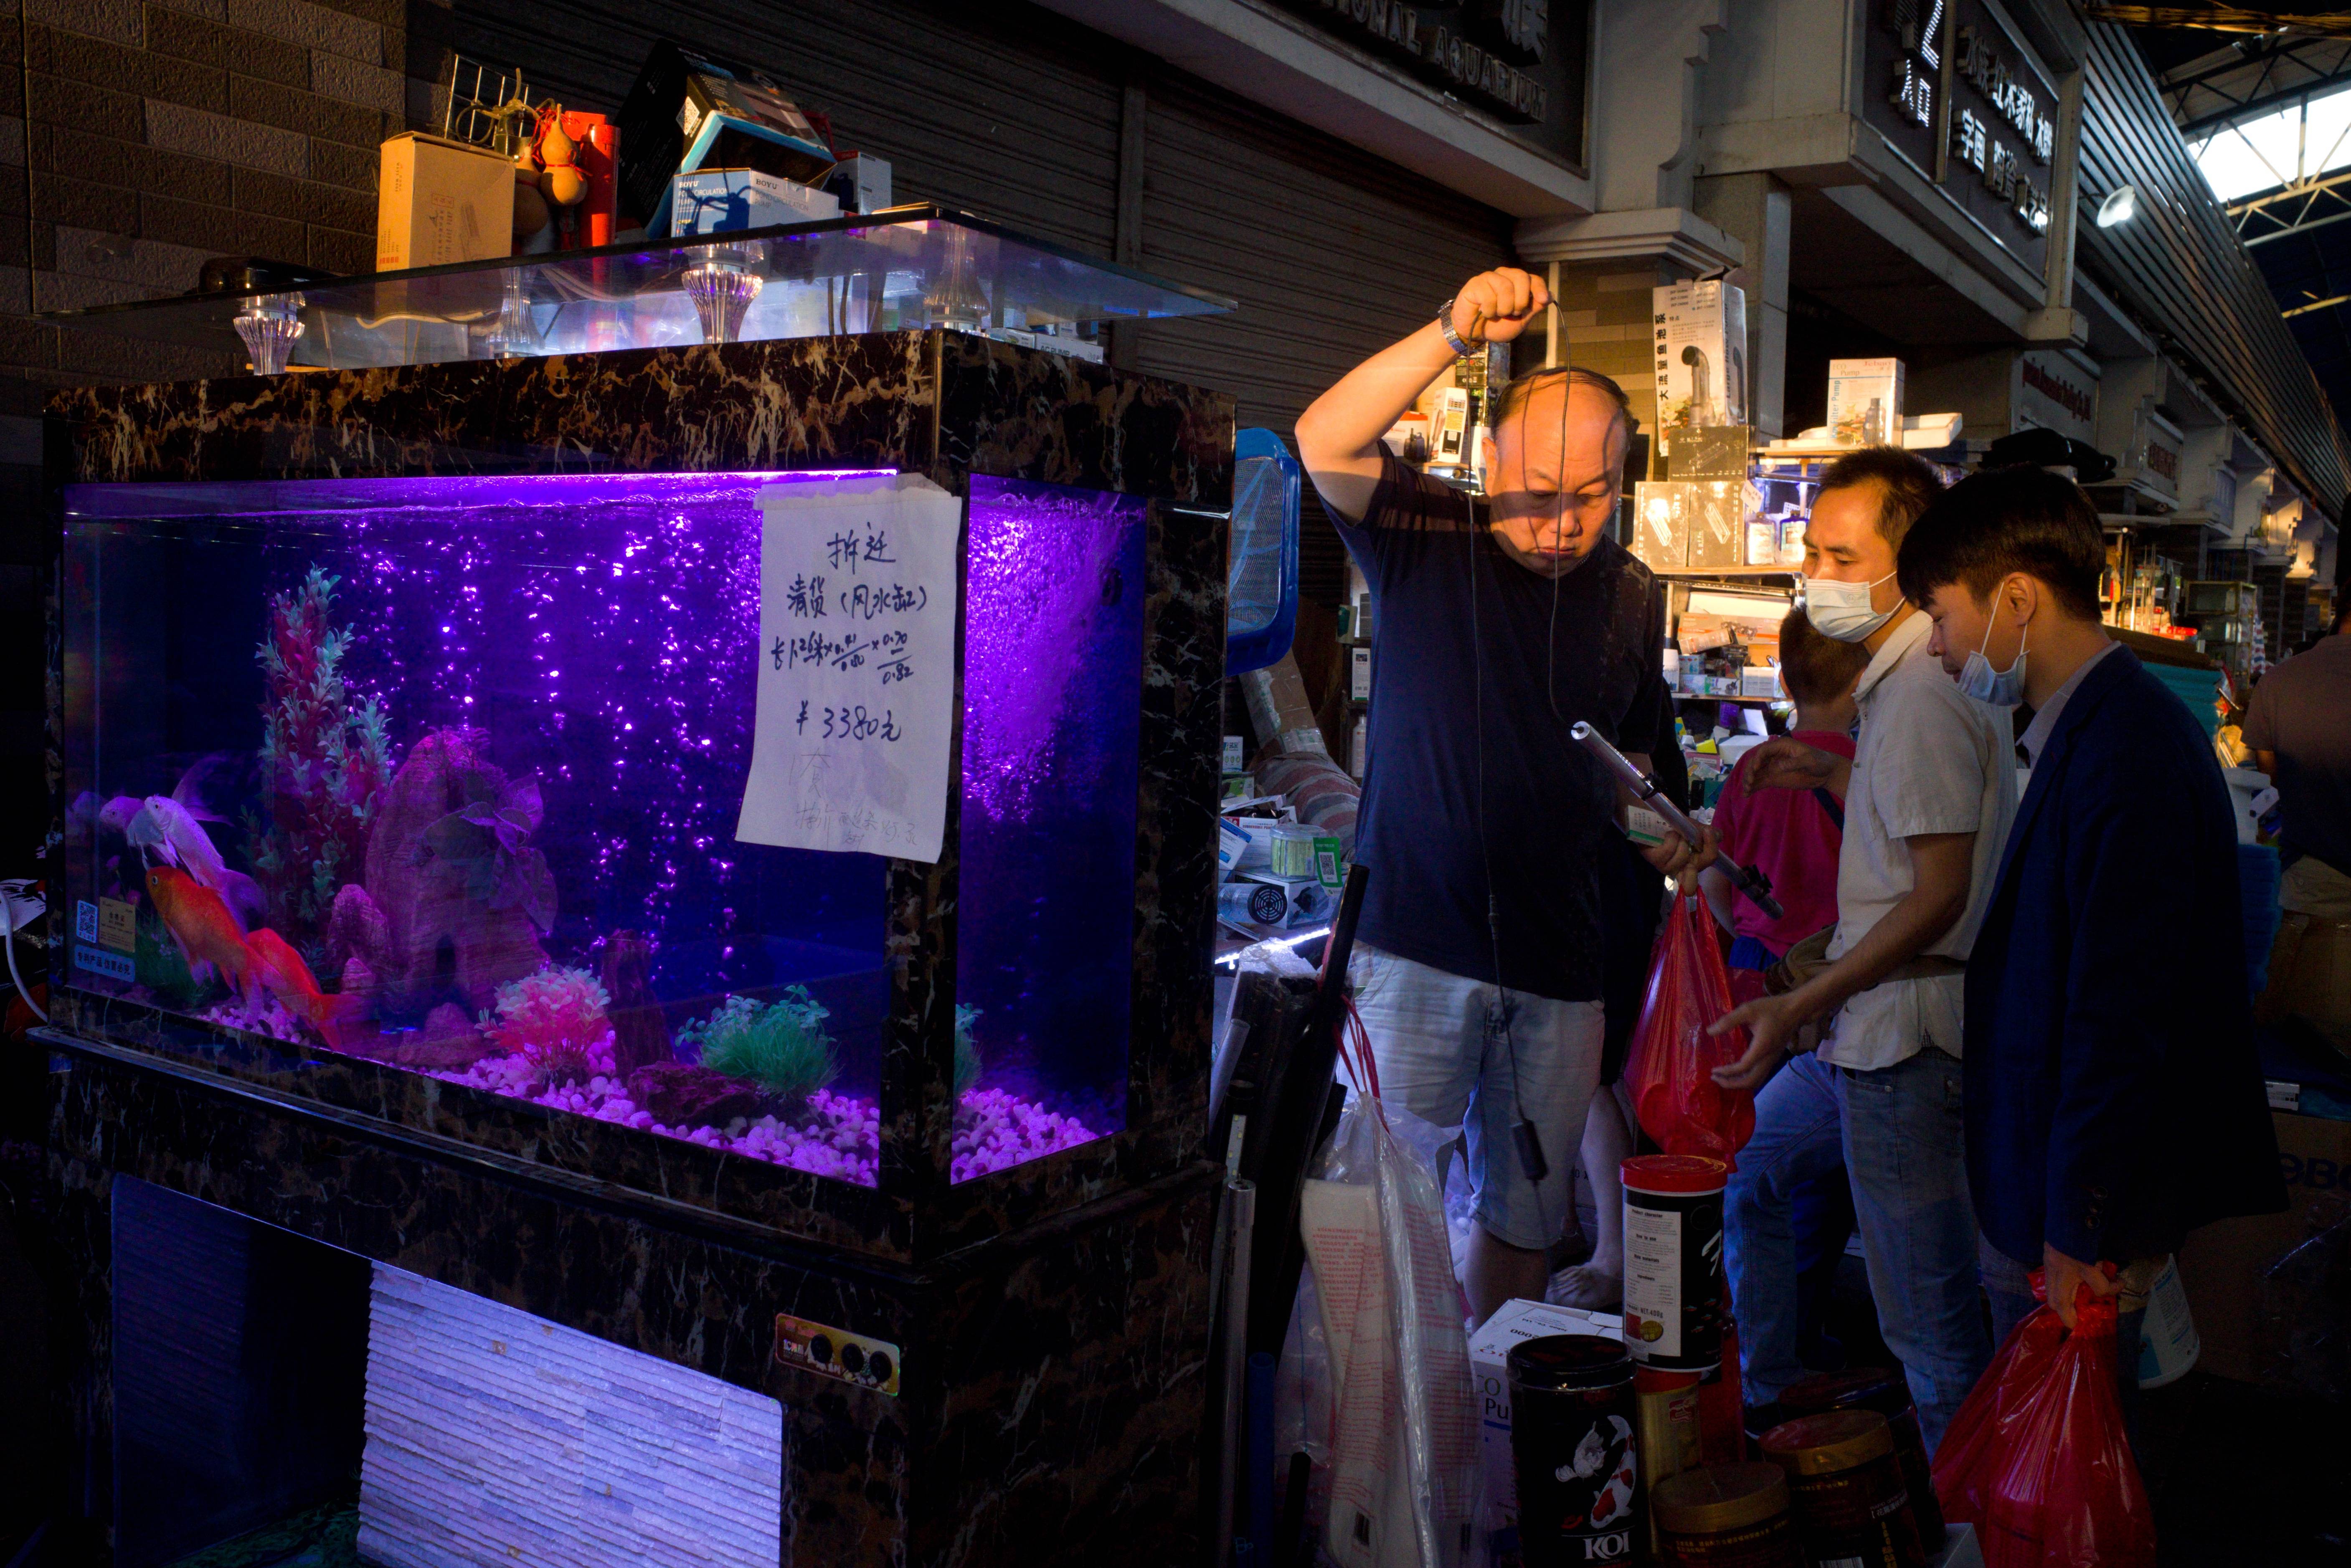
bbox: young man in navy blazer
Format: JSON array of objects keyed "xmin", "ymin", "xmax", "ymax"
[{"xmin": 1896, "ymin": 465, "xmax": 2283, "ymax": 1421}]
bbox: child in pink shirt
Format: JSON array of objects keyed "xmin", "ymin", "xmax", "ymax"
[{"xmin": 1703, "ymin": 609, "xmax": 1868, "ymax": 973}]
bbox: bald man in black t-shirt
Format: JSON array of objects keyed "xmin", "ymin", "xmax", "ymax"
[{"xmin": 1296, "ymin": 268, "xmax": 1715, "ymax": 1323}]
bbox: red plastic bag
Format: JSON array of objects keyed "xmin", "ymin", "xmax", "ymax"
[
  {"xmin": 1934, "ymin": 1289, "xmax": 2157, "ymax": 1568},
  {"xmin": 1624, "ymin": 891, "xmax": 1755, "ymax": 1167}
]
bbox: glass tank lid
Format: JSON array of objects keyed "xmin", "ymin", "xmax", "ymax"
[{"xmin": 33, "ymin": 205, "xmax": 1237, "ymax": 373}]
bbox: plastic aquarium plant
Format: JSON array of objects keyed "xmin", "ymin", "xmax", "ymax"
[
  {"xmin": 486, "ymin": 965, "xmax": 612, "ymax": 1084},
  {"xmin": 682, "ymin": 988, "xmax": 839, "ymax": 1105},
  {"xmin": 955, "ymin": 1004, "xmax": 981, "ymax": 1099},
  {"xmin": 247, "ymin": 567, "xmax": 393, "ymax": 954}
]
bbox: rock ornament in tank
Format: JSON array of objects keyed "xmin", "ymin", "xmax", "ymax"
[{"xmin": 364, "ymin": 728, "xmax": 552, "ymax": 1012}]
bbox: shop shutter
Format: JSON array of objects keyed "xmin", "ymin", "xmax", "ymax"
[
  {"xmin": 1133, "ymin": 70, "xmax": 1517, "ymax": 609},
  {"xmin": 433, "ymin": 0, "xmax": 1125, "ymax": 254}
]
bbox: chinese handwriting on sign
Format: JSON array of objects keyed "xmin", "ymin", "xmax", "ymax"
[{"xmin": 737, "ymin": 475, "xmax": 962, "ymax": 863}]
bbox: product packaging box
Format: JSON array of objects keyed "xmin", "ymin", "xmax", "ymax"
[
  {"xmin": 1662, "ymin": 423, "xmax": 1752, "ymax": 480},
  {"xmin": 2176, "ymin": 1105, "xmax": 2351, "ymax": 1383},
  {"xmin": 662, "ymin": 167, "xmax": 841, "ymax": 238},
  {"xmin": 1828, "ymin": 358, "xmax": 1906, "ymax": 446},
  {"xmin": 616, "ymin": 41, "xmax": 836, "ymax": 231},
  {"xmin": 824, "ymin": 152, "xmax": 892, "ymax": 214},
  {"xmin": 1349, "ymin": 644, "xmax": 1372, "ymax": 702},
  {"xmin": 1685, "ymin": 479, "xmax": 1754, "ymax": 571},
  {"xmin": 1631, "ymin": 481, "xmax": 1692, "ymax": 569},
  {"xmin": 376, "ymin": 133, "xmax": 514, "ymax": 271},
  {"xmin": 1653, "ymin": 281, "xmax": 1748, "ymax": 429},
  {"xmin": 1740, "ymin": 667, "xmax": 1781, "ymax": 700},
  {"xmin": 1469, "ymin": 1299, "xmax": 1624, "ymax": 1537}
]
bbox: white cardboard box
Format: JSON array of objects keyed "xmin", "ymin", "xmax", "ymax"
[
  {"xmin": 664, "ymin": 167, "xmax": 840, "ymax": 238},
  {"xmin": 1828, "ymin": 358, "xmax": 1906, "ymax": 446},
  {"xmin": 1468, "ymin": 1299, "xmax": 1624, "ymax": 1536},
  {"xmin": 1653, "ymin": 280, "xmax": 1748, "ymax": 430}
]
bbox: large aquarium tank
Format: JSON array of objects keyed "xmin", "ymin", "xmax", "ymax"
[{"xmin": 60, "ymin": 468, "xmax": 1145, "ymax": 1188}]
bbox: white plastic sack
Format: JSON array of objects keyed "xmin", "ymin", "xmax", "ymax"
[{"xmin": 1298, "ymin": 1013, "xmax": 1482, "ymax": 1568}]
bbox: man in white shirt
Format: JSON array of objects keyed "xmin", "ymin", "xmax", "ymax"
[{"xmin": 1709, "ymin": 447, "xmax": 2018, "ymax": 1451}]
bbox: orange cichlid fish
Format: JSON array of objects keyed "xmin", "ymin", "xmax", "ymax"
[
  {"xmin": 146, "ymin": 865, "xmax": 255, "ymax": 1001},
  {"xmin": 246, "ymin": 928, "xmax": 365, "ymax": 1051}
]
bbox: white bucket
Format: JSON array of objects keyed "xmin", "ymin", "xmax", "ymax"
[{"xmin": 2135, "ymin": 1255, "xmax": 2201, "ymax": 1388}]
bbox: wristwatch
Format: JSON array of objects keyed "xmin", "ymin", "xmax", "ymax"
[{"xmin": 1436, "ymin": 297, "xmax": 1479, "ymax": 358}]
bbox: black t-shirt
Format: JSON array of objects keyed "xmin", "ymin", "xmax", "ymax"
[{"xmin": 1339, "ymin": 452, "xmax": 1666, "ymax": 1002}]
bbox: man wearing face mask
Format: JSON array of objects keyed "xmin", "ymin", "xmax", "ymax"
[
  {"xmin": 1896, "ymin": 465, "xmax": 2280, "ymax": 1448},
  {"xmin": 1296, "ymin": 267, "xmax": 1715, "ymax": 1324},
  {"xmin": 1707, "ymin": 447, "xmax": 2016, "ymax": 1450}
]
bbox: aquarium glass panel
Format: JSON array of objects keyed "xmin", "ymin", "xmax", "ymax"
[
  {"xmin": 61, "ymin": 471, "xmax": 895, "ymax": 1186},
  {"xmin": 951, "ymin": 476, "xmax": 1145, "ymax": 1181}
]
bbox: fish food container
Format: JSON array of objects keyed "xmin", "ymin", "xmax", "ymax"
[
  {"xmin": 1266, "ymin": 821, "xmax": 1319, "ymax": 879},
  {"xmin": 1758, "ymin": 1410, "xmax": 1926, "ymax": 1568},
  {"xmin": 1508, "ymin": 1335, "xmax": 1640, "ymax": 1567},
  {"xmin": 1653, "ymin": 1463, "xmax": 1803, "ymax": 1568},
  {"xmin": 1621, "ymin": 1154, "xmax": 1730, "ymax": 1370},
  {"xmin": 1778, "ymin": 1367, "xmax": 1940, "ymax": 1541},
  {"xmin": 1636, "ymin": 1365, "xmax": 1705, "ymax": 1556}
]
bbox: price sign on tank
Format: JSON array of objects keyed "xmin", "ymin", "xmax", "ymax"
[{"xmin": 737, "ymin": 474, "xmax": 962, "ymax": 861}]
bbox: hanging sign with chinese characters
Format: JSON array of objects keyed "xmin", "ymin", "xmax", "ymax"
[
  {"xmin": 737, "ymin": 473, "xmax": 963, "ymax": 863},
  {"xmin": 1865, "ymin": 0, "xmax": 2056, "ymax": 274},
  {"xmin": 1273, "ymin": 0, "xmax": 1579, "ymax": 134}
]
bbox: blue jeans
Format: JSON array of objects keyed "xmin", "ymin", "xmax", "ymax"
[
  {"xmin": 1839, "ymin": 1046, "xmax": 1990, "ymax": 1454},
  {"xmin": 1726, "ymin": 1051, "xmax": 1848, "ymax": 1406}
]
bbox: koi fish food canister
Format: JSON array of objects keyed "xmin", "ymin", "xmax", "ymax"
[
  {"xmin": 1652, "ymin": 1463, "xmax": 1805, "ymax": 1568},
  {"xmin": 1758, "ymin": 1410, "xmax": 1927, "ymax": 1568},
  {"xmin": 1621, "ymin": 1155, "xmax": 1730, "ymax": 1371},
  {"xmin": 1778, "ymin": 1368, "xmax": 1940, "ymax": 1542},
  {"xmin": 1508, "ymin": 1335, "xmax": 1640, "ymax": 1567}
]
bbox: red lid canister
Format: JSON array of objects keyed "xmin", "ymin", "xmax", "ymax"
[{"xmin": 1622, "ymin": 1154, "xmax": 1731, "ymax": 1195}]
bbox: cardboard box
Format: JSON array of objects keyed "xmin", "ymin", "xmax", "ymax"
[
  {"xmin": 1828, "ymin": 358, "xmax": 1906, "ymax": 446},
  {"xmin": 825, "ymin": 152, "xmax": 892, "ymax": 215},
  {"xmin": 616, "ymin": 41, "xmax": 835, "ymax": 228},
  {"xmin": 662, "ymin": 167, "xmax": 840, "ymax": 238},
  {"xmin": 1653, "ymin": 280, "xmax": 1748, "ymax": 429},
  {"xmin": 1631, "ymin": 480, "xmax": 1691, "ymax": 569},
  {"xmin": 376, "ymin": 133, "xmax": 513, "ymax": 271},
  {"xmin": 1686, "ymin": 479, "xmax": 1753, "ymax": 571},
  {"xmin": 1349, "ymin": 644, "xmax": 1372, "ymax": 702},
  {"xmin": 1468, "ymin": 1299, "xmax": 1624, "ymax": 1539},
  {"xmin": 2175, "ymin": 1107, "xmax": 2351, "ymax": 1383}
]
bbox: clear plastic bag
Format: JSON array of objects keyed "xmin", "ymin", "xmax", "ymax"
[
  {"xmin": 2253, "ymin": 1192, "xmax": 2351, "ymax": 1401},
  {"xmin": 1296, "ymin": 1008, "xmax": 1482, "ymax": 1568},
  {"xmin": 1935, "ymin": 1281, "xmax": 2157, "ymax": 1568},
  {"xmin": 1625, "ymin": 890, "xmax": 1756, "ymax": 1167}
]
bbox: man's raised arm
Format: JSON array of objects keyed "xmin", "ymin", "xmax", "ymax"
[{"xmin": 1294, "ymin": 267, "xmax": 1551, "ymax": 525}]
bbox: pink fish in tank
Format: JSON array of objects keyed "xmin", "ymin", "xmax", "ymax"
[{"xmin": 246, "ymin": 927, "xmax": 368, "ymax": 1051}]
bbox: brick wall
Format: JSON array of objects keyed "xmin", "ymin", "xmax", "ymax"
[{"xmin": 0, "ymin": 0, "xmax": 407, "ymax": 411}]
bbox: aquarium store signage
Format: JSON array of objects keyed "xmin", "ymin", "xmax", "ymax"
[
  {"xmin": 1281, "ymin": 0, "xmax": 1550, "ymax": 123},
  {"xmin": 1864, "ymin": 0, "xmax": 2057, "ymax": 276}
]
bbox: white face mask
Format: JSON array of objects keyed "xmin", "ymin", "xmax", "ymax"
[
  {"xmin": 1959, "ymin": 616, "xmax": 2029, "ymax": 707},
  {"xmin": 1803, "ymin": 570, "xmax": 1899, "ymax": 644}
]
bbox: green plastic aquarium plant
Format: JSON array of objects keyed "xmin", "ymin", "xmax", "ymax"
[
  {"xmin": 954, "ymin": 1004, "xmax": 981, "ymax": 1099},
  {"xmin": 682, "ymin": 987, "xmax": 839, "ymax": 1104}
]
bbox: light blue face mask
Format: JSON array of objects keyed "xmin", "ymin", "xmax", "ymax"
[
  {"xmin": 1802, "ymin": 570, "xmax": 1899, "ymax": 644},
  {"xmin": 1959, "ymin": 617, "xmax": 2028, "ymax": 707}
]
